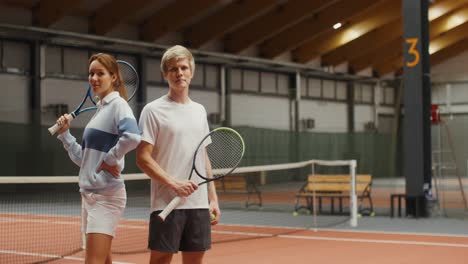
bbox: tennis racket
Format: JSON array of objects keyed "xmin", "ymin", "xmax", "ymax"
[
  {"xmin": 158, "ymin": 127, "xmax": 245, "ymax": 221},
  {"xmin": 47, "ymin": 60, "xmax": 139, "ymax": 135}
]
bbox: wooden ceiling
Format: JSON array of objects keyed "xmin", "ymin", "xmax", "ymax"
[{"xmin": 1, "ymin": 0, "xmax": 468, "ymax": 77}]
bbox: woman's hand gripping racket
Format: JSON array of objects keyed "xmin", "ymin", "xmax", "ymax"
[
  {"xmin": 158, "ymin": 127, "xmax": 245, "ymax": 221},
  {"xmin": 47, "ymin": 60, "xmax": 139, "ymax": 135}
]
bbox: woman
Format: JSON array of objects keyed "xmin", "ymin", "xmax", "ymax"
[{"xmin": 55, "ymin": 53, "xmax": 141, "ymax": 264}]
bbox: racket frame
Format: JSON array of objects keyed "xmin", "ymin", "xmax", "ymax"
[
  {"xmin": 48, "ymin": 60, "xmax": 139, "ymax": 135},
  {"xmin": 191, "ymin": 127, "xmax": 245, "ymax": 184},
  {"xmin": 157, "ymin": 127, "xmax": 245, "ymax": 221}
]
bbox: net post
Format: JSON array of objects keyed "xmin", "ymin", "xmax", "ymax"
[
  {"xmin": 350, "ymin": 160, "xmax": 358, "ymax": 227},
  {"xmin": 311, "ymin": 162, "xmax": 317, "ymax": 231}
]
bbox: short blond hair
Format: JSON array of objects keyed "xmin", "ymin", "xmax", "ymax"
[{"xmin": 160, "ymin": 45, "xmax": 195, "ymax": 75}]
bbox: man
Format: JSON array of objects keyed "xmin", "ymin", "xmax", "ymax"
[{"xmin": 136, "ymin": 45, "xmax": 220, "ymax": 264}]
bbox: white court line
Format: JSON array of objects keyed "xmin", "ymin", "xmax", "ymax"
[
  {"xmin": 212, "ymin": 230, "xmax": 468, "ymax": 248},
  {"xmin": 279, "ymin": 234, "xmax": 468, "ymax": 248},
  {"xmin": 0, "ymin": 249, "xmax": 135, "ymax": 264},
  {"xmin": 218, "ymin": 222, "xmax": 468, "ymax": 238},
  {"xmin": 319, "ymin": 227, "xmax": 468, "ymax": 238}
]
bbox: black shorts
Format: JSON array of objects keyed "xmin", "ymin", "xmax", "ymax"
[{"xmin": 148, "ymin": 209, "xmax": 211, "ymax": 253}]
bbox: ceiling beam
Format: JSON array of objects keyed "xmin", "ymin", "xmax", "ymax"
[
  {"xmin": 33, "ymin": 0, "xmax": 82, "ymax": 27},
  {"xmin": 429, "ymin": 20, "xmax": 468, "ymax": 54},
  {"xmin": 321, "ymin": 19, "xmax": 402, "ymax": 67},
  {"xmin": 185, "ymin": 0, "xmax": 277, "ymax": 49},
  {"xmin": 141, "ymin": 0, "xmax": 219, "ymax": 42},
  {"xmin": 375, "ymin": 20, "xmax": 468, "ymax": 76},
  {"xmin": 92, "ymin": 0, "xmax": 154, "ymax": 35},
  {"xmin": 374, "ymin": 56, "xmax": 403, "ymax": 77},
  {"xmin": 292, "ymin": 0, "xmax": 401, "ymax": 64},
  {"xmin": 350, "ymin": 37, "xmax": 402, "ymax": 74},
  {"xmin": 429, "ymin": 7, "xmax": 468, "ymax": 54},
  {"xmin": 431, "ymin": 38, "xmax": 468, "ymax": 66},
  {"xmin": 427, "ymin": 0, "xmax": 468, "ymax": 20},
  {"xmin": 349, "ymin": 1, "xmax": 468, "ymax": 74},
  {"xmin": 259, "ymin": 0, "xmax": 376, "ymax": 59},
  {"xmin": 223, "ymin": 0, "xmax": 328, "ymax": 54}
]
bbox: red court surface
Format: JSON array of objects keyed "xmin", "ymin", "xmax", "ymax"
[
  {"xmin": 2, "ymin": 181, "xmax": 467, "ymax": 263},
  {"xmin": 2, "ymin": 222, "xmax": 468, "ymax": 264}
]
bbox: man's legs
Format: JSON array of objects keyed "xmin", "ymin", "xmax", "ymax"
[
  {"xmin": 150, "ymin": 250, "xmax": 174, "ymax": 264},
  {"xmin": 182, "ymin": 251, "xmax": 205, "ymax": 264}
]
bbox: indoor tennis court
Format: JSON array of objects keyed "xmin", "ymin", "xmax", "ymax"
[
  {"xmin": 1, "ymin": 0, "xmax": 468, "ymax": 263},
  {"xmin": 1, "ymin": 187, "xmax": 468, "ymax": 264}
]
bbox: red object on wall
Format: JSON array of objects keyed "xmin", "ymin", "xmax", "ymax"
[{"xmin": 431, "ymin": 104, "xmax": 440, "ymax": 124}]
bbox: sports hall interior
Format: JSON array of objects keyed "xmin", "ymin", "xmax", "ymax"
[{"xmin": 1, "ymin": 1, "xmax": 467, "ymax": 263}]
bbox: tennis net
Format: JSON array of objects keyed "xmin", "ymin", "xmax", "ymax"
[{"xmin": 0, "ymin": 159, "xmax": 359, "ymax": 263}]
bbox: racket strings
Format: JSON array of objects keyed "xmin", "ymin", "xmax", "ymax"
[
  {"xmin": 118, "ymin": 62, "xmax": 138, "ymax": 101},
  {"xmin": 206, "ymin": 131, "xmax": 244, "ymax": 177}
]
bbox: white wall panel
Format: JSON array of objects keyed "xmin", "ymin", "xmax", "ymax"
[
  {"xmin": 190, "ymin": 90, "xmax": 219, "ymax": 114},
  {"xmin": 232, "ymin": 94, "xmax": 289, "ymax": 130},
  {"xmin": 41, "ymin": 78, "xmax": 90, "ymax": 127},
  {"xmin": 300, "ymin": 100, "xmax": 347, "ymax": 132},
  {"xmin": 0, "ymin": 74, "xmax": 29, "ymax": 123},
  {"xmin": 147, "ymin": 59, "xmax": 163, "ymax": 82},
  {"xmin": 146, "ymin": 86, "xmax": 169, "ymax": 103},
  {"xmin": 432, "ymin": 50, "xmax": 468, "ymax": 82},
  {"xmin": 355, "ymin": 105, "xmax": 374, "ymax": 131},
  {"xmin": 4, "ymin": 41, "xmax": 30, "ymax": 71}
]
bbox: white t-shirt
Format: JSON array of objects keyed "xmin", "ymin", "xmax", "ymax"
[{"xmin": 139, "ymin": 94, "xmax": 210, "ymax": 212}]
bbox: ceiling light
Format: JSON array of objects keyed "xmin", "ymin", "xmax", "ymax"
[{"xmin": 333, "ymin": 23, "xmax": 342, "ymax": 30}]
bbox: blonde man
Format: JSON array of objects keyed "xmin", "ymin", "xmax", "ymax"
[{"xmin": 137, "ymin": 45, "xmax": 220, "ymax": 264}]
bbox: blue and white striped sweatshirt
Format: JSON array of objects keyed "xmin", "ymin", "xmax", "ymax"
[{"xmin": 57, "ymin": 92, "xmax": 141, "ymax": 193}]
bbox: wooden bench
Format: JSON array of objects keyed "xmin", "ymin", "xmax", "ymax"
[
  {"xmin": 215, "ymin": 174, "xmax": 262, "ymax": 208},
  {"xmin": 294, "ymin": 174, "xmax": 374, "ymax": 215}
]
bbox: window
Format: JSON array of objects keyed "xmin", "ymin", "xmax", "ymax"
[
  {"xmin": 205, "ymin": 64, "xmax": 219, "ymax": 89},
  {"xmin": 191, "ymin": 64, "xmax": 204, "ymax": 86},
  {"xmin": 308, "ymin": 78, "xmax": 321, "ymax": 98},
  {"xmin": 64, "ymin": 48, "xmax": 87, "ymax": 77},
  {"xmin": 322, "ymin": 80, "xmax": 335, "ymax": 99},
  {"xmin": 383, "ymin": 87, "xmax": 394, "ymax": 105},
  {"xmin": 147, "ymin": 58, "xmax": 163, "ymax": 83},
  {"xmin": 243, "ymin": 70, "xmax": 259, "ymax": 92},
  {"xmin": 277, "ymin": 74, "xmax": 289, "ymax": 95},
  {"xmin": 46, "ymin": 46, "xmax": 63, "ymax": 74},
  {"xmin": 3, "ymin": 40, "xmax": 30, "ymax": 71},
  {"xmin": 336, "ymin": 81, "xmax": 347, "ymax": 100},
  {"xmin": 361, "ymin": 84, "xmax": 373, "ymax": 103},
  {"xmin": 230, "ymin": 68, "xmax": 242, "ymax": 91},
  {"xmin": 261, "ymin": 72, "xmax": 276, "ymax": 94}
]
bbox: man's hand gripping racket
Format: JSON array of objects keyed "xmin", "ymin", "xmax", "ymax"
[
  {"xmin": 47, "ymin": 60, "xmax": 139, "ymax": 135},
  {"xmin": 158, "ymin": 127, "xmax": 245, "ymax": 221}
]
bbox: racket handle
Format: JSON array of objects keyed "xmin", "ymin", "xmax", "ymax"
[
  {"xmin": 157, "ymin": 196, "xmax": 183, "ymax": 222},
  {"xmin": 48, "ymin": 114, "xmax": 74, "ymax": 135}
]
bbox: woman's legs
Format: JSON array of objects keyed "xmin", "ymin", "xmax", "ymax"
[{"xmin": 85, "ymin": 233, "xmax": 113, "ymax": 264}]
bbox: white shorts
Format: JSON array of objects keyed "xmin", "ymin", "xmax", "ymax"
[{"xmin": 81, "ymin": 187, "xmax": 126, "ymax": 237}]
